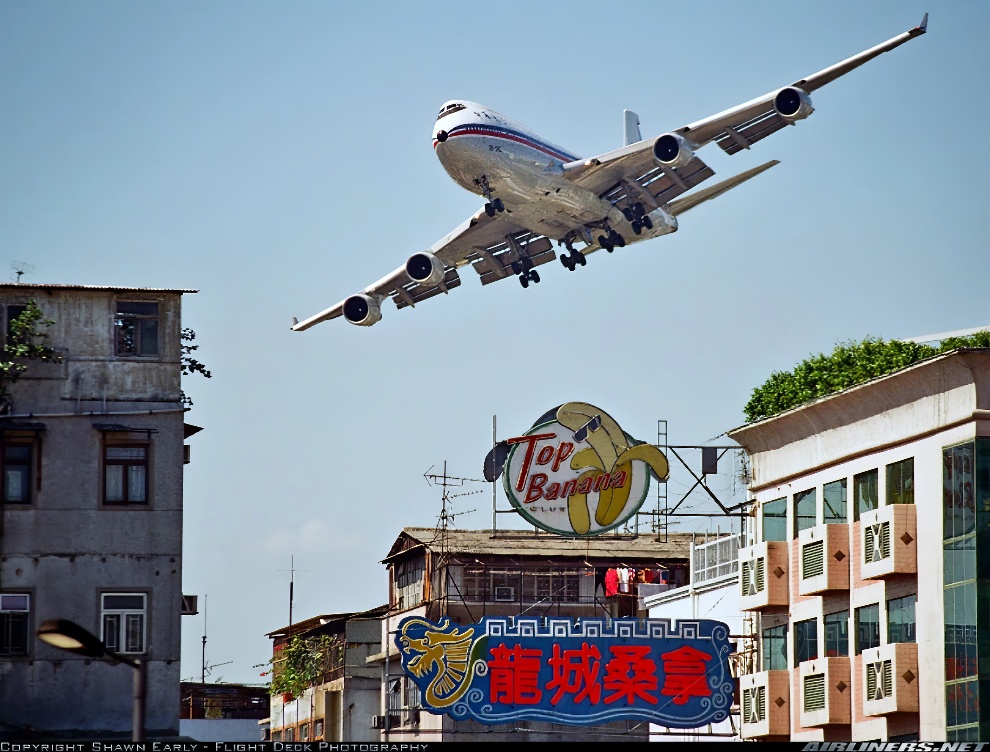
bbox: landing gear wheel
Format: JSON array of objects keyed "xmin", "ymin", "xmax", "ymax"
[
  {"xmin": 485, "ymin": 203, "xmax": 496, "ymax": 217},
  {"xmin": 529, "ymin": 270, "xmax": 540, "ymax": 284},
  {"xmin": 519, "ymin": 274, "xmax": 529, "ymax": 289},
  {"xmin": 632, "ymin": 202, "xmax": 645, "ymax": 218},
  {"xmin": 577, "ymin": 253, "xmax": 587, "ymax": 267},
  {"xmin": 622, "ymin": 206, "xmax": 635, "ymax": 221},
  {"xmin": 561, "ymin": 255, "xmax": 574, "ymax": 271},
  {"xmin": 642, "ymin": 215, "xmax": 653, "ymax": 230},
  {"xmin": 611, "ymin": 231, "xmax": 626, "ymax": 248},
  {"xmin": 631, "ymin": 220, "xmax": 642, "ymax": 236},
  {"xmin": 493, "ymin": 198, "xmax": 505, "ymax": 213},
  {"xmin": 598, "ymin": 234, "xmax": 614, "ymax": 253}
]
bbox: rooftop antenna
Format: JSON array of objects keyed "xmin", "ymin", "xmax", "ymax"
[
  {"xmin": 10, "ymin": 261, "xmax": 34, "ymax": 283},
  {"xmin": 424, "ymin": 463, "xmax": 482, "ymax": 615},
  {"xmin": 201, "ymin": 594, "xmax": 207, "ymax": 684},
  {"xmin": 278, "ymin": 556, "xmax": 307, "ymax": 640}
]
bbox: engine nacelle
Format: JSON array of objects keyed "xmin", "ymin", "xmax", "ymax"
[
  {"xmin": 773, "ymin": 86, "xmax": 814, "ymax": 121},
  {"xmin": 653, "ymin": 133, "xmax": 695, "ymax": 169},
  {"xmin": 405, "ymin": 251, "xmax": 446, "ymax": 287},
  {"xmin": 342, "ymin": 294, "xmax": 382, "ymax": 327}
]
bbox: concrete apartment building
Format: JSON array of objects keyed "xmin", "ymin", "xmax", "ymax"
[
  {"xmin": 0, "ymin": 283, "xmax": 197, "ymax": 737},
  {"xmin": 728, "ymin": 348, "xmax": 990, "ymax": 741}
]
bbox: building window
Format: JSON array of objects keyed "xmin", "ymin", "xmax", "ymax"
[
  {"xmin": 393, "ymin": 560, "xmax": 424, "ymax": 609},
  {"xmin": 4, "ymin": 304, "xmax": 27, "ymax": 344},
  {"xmin": 103, "ymin": 445, "xmax": 149, "ymax": 504},
  {"xmin": 823, "ymin": 478, "xmax": 847, "ymax": 524},
  {"xmin": 887, "ymin": 458, "xmax": 914, "ymax": 506},
  {"xmin": 101, "ymin": 592, "xmax": 146, "ymax": 654},
  {"xmin": 793, "ymin": 488, "xmax": 816, "ymax": 537},
  {"xmin": 299, "ymin": 723, "xmax": 309, "ymax": 741},
  {"xmin": 404, "ymin": 676, "xmax": 420, "ymax": 710},
  {"xmin": 462, "ymin": 566, "xmax": 486, "ymax": 600},
  {"xmin": 284, "ymin": 728, "xmax": 295, "ymax": 742},
  {"xmin": 888, "ymin": 594, "xmax": 916, "ymax": 644},
  {"xmin": 824, "ymin": 610, "xmax": 849, "ymax": 657},
  {"xmin": 853, "ymin": 469, "xmax": 878, "ymax": 522},
  {"xmin": 762, "ymin": 624, "xmax": 788, "ymax": 671},
  {"xmin": 521, "ymin": 569, "xmax": 582, "ymax": 602},
  {"xmin": 313, "ymin": 720, "xmax": 324, "ymax": 740},
  {"xmin": 115, "ymin": 302, "xmax": 159, "ymax": 357},
  {"xmin": 794, "ymin": 618, "xmax": 818, "ymax": 664},
  {"xmin": 0, "ymin": 593, "xmax": 29, "ymax": 657},
  {"xmin": 762, "ymin": 497, "xmax": 787, "ymax": 542},
  {"xmin": 490, "ymin": 569, "xmax": 521, "ymax": 602},
  {"xmin": 855, "ymin": 603, "xmax": 880, "ymax": 654},
  {"xmin": 271, "ymin": 732, "xmax": 282, "ymax": 743},
  {"xmin": 2, "ymin": 440, "xmax": 33, "ymax": 504}
]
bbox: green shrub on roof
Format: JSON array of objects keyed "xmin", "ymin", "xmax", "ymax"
[{"xmin": 743, "ymin": 332, "xmax": 990, "ymax": 423}]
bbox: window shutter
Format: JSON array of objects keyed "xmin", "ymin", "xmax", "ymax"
[
  {"xmin": 866, "ymin": 660, "xmax": 893, "ymax": 701},
  {"xmin": 743, "ymin": 685, "xmax": 766, "ymax": 723},
  {"xmin": 802, "ymin": 540, "xmax": 825, "ymax": 579},
  {"xmin": 865, "ymin": 522, "xmax": 891, "ymax": 563},
  {"xmin": 803, "ymin": 673, "xmax": 826, "ymax": 712}
]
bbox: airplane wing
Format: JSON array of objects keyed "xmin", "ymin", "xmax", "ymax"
[
  {"xmin": 290, "ymin": 206, "xmax": 558, "ymax": 331},
  {"xmin": 561, "ymin": 14, "xmax": 928, "ymax": 198}
]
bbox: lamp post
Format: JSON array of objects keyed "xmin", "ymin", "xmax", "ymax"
[{"xmin": 37, "ymin": 619, "xmax": 147, "ymax": 741}]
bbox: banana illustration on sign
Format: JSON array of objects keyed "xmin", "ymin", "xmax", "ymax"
[{"xmin": 557, "ymin": 403, "xmax": 670, "ymax": 534}]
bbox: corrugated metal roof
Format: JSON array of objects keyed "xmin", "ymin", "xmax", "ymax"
[
  {"xmin": 0, "ymin": 283, "xmax": 197, "ymax": 293},
  {"xmin": 389, "ymin": 527, "xmax": 693, "ymax": 561}
]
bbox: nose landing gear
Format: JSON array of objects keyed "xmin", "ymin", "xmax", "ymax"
[{"xmin": 475, "ymin": 176, "xmax": 506, "ymax": 217}]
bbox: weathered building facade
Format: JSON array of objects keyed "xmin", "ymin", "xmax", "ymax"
[
  {"xmin": 373, "ymin": 526, "xmax": 693, "ymax": 742},
  {"xmin": 0, "ymin": 283, "xmax": 196, "ymax": 737}
]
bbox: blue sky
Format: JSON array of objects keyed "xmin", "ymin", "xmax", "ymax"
[{"xmin": 2, "ymin": 1, "xmax": 986, "ymax": 685}]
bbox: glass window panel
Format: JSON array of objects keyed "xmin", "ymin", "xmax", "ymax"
[
  {"xmin": 823, "ymin": 479, "xmax": 847, "ymax": 524},
  {"xmin": 854, "ymin": 470, "xmax": 878, "ymax": 522},
  {"xmin": 105, "ymin": 465, "xmax": 123, "ymax": 502},
  {"xmin": 794, "ymin": 618, "xmax": 818, "ymax": 664},
  {"xmin": 0, "ymin": 595, "xmax": 28, "ymax": 610},
  {"xmin": 887, "ymin": 458, "xmax": 915, "ymax": 505},
  {"xmin": 4, "ymin": 467, "xmax": 27, "ymax": 503},
  {"xmin": 824, "ymin": 610, "xmax": 849, "ymax": 657},
  {"xmin": 138, "ymin": 319, "xmax": 158, "ymax": 356},
  {"xmin": 762, "ymin": 498, "xmax": 787, "ymax": 542},
  {"xmin": 127, "ymin": 465, "xmax": 146, "ymax": 502},
  {"xmin": 103, "ymin": 614, "xmax": 120, "ymax": 651},
  {"xmin": 855, "ymin": 603, "xmax": 880, "ymax": 654},
  {"xmin": 106, "ymin": 447, "xmax": 146, "ymax": 460},
  {"xmin": 125, "ymin": 613, "xmax": 144, "ymax": 653},
  {"xmin": 762, "ymin": 624, "xmax": 788, "ymax": 670},
  {"xmin": 103, "ymin": 594, "xmax": 145, "ymax": 610},
  {"xmin": 888, "ymin": 594, "xmax": 916, "ymax": 643},
  {"xmin": 117, "ymin": 302, "xmax": 158, "ymax": 316},
  {"xmin": 4, "ymin": 445, "xmax": 29, "ymax": 462},
  {"xmin": 793, "ymin": 489, "xmax": 816, "ymax": 537}
]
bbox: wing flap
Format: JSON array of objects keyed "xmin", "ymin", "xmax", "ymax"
[
  {"xmin": 713, "ymin": 111, "xmax": 790, "ymax": 155},
  {"xmin": 393, "ymin": 268, "xmax": 463, "ymax": 310},
  {"xmin": 599, "ymin": 156, "xmax": 715, "ymax": 209},
  {"xmin": 470, "ymin": 235, "xmax": 556, "ymax": 286}
]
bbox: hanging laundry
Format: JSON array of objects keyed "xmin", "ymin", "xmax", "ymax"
[{"xmin": 604, "ymin": 568, "xmax": 619, "ymax": 597}]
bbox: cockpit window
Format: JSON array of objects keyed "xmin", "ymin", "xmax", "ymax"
[{"xmin": 436, "ymin": 103, "xmax": 467, "ymax": 121}]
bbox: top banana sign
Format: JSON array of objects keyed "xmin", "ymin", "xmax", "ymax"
[{"xmin": 485, "ymin": 402, "xmax": 670, "ymax": 536}]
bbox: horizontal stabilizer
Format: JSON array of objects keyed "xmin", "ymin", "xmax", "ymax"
[{"xmin": 666, "ymin": 160, "xmax": 779, "ymax": 216}]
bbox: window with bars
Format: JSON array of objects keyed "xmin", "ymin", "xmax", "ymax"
[
  {"xmin": 803, "ymin": 672, "xmax": 826, "ymax": 712},
  {"xmin": 0, "ymin": 593, "xmax": 29, "ymax": 657},
  {"xmin": 801, "ymin": 540, "xmax": 824, "ymax": 579},
  {"xmin": 393, "ymin": 560, "xmax": 424, "ymax": 609},
  {"xmin": 103, "ymin": 444, "xmax": 149, "ymax": 505},
  {"xmin": 101, "ymin": 592, "xmax": 146, "ymax": 654}
]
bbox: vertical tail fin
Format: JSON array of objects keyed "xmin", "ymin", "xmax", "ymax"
[{"xmin": 623, "ymin": 110, "xmax": 641, "ymax": 146}]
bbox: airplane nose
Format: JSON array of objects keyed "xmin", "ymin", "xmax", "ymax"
[{"xmin": 436, "ymin": 130, "xmax": 448, "ymax": 142}]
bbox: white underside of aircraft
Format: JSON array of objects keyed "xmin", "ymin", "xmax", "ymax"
[{"xmin": 292, "ymin": 14, "xmax": 928, "ymax": 331}]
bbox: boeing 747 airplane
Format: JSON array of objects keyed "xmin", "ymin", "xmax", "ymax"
[{"xmin": 292, "ymin": 14, "xmax": 927, "ymax": 330}]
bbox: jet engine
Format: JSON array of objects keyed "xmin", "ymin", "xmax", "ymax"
[
  {"xmin": 653, "ymin": 133, "xmax": 695, "ymax": 169},
  {"xmin": 405, "ymin": 251, "xmax": 446, "ymax": 287},
  {"xmin": 342, "ymin": 294, "xmax": 382, "ymax": 327},
  {"xmin": 773, "ymin": 86, "xmax": 814, "ymax": 121}
]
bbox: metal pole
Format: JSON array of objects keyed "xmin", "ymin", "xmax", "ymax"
[{"xmin": 132, "ymin": 658, "xmax": 147, "ymax": 742}]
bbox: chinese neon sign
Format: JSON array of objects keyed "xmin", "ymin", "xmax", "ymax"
[
  {"xmin": 395, "ymin": 615, "xmax": 734, "ymax": 728},
  {"xmin": 485, "ymin": 402, "xmax": 670, "ymax": 536}
]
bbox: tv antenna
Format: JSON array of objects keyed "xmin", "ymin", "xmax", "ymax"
[
  {"xmin": 11, "ymin": 261, "xmax": 34, "ymax": 283},
  {"xmin": 424, "ymin": 462, "xmax": 482, "ymax": 530},
  {"xmin": 277, "ymin": 555, "xmax": 308, "ymax": 640}
]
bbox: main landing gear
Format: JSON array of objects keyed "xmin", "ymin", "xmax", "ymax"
[
  {"xmin": 475, "ymin": 176, "xmax": 506, "ymax": 217},
  {"xmin": 559, "ymin": 243, "xmax": 587, "ymax": 271},
  {"xmin": 622, "ymin": 202, "xmax": 653, "ymax": 235},
  {"xmin": 597, "ymin": 229, "xmax": 626, "ymax": 253},
  {"xmin": 511, "ymin": 256, "xmax": 540, "ymax": 288}
]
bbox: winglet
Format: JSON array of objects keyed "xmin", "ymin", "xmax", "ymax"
[
  {"xmin": 291, "ymin": 316, "xmax": 298, "ymax": 329},
  {"xmin": 918, "ymin": 12, "xmax": 928, "ymax": 33}
]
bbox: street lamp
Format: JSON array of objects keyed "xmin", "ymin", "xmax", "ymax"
[{"xmin": 37, "ymin": 619, "xmax": 147, "ymax": 741}]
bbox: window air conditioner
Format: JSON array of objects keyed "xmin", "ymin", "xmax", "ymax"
[{"xmin": 494, "ymin": 586, "xmax": 514, "ymax": 602}]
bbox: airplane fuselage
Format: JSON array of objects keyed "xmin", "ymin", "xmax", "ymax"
[{"xmin": 432, "ymin": 101, "xmax": 677, "ymax": 248}]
